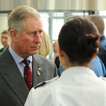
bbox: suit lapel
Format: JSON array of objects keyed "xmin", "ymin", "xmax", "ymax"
[
  {"xmin": 0, "ymin": 49, "xmax": 29, "ymax": 105},
  {"xmin": 32, "ymin": 54, "xmax": 44, "ymax": 86}
]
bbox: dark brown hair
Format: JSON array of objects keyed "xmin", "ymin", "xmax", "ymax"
[
  {"xmin": 1, "ymin": 30, "xmax": 8, "ymax": 34},
  {"xmin": 58, "ymin": 18, "xmax": 100, "ymax": 64}
]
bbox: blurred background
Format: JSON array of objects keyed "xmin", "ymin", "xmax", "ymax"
[{"xmin": 0, "ymin": 0, "xmax": 106, "ymax": 60}]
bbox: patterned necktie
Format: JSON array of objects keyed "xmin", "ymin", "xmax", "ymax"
[{"xmin": 22, "ymin": 59, "xmax": 33, "ymax": 90}]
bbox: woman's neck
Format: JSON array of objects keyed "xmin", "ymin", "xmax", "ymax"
[{"xmin": 62, "ymin": 62, "xmax": 90, "ymax": 70}]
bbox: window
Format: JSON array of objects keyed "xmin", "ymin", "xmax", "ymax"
[{"xmin": 40, "ymin": 10, "xmax": 89, "ymax": 60}]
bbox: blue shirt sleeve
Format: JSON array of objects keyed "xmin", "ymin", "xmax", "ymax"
[
  {"xmin": 58, "ymin": 66, "xmax": 64, "ymax": 75},
  {"xmin": 90, "ymin": 56, "xmax": 106, "ymax": 77}
]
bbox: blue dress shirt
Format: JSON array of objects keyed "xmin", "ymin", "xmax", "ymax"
[
  {"xmin": 90, "ymin": 56, "xmax": 106, "ymax": 77},
  {"xmin": 98, "ymin": 35, "xmax": 106, "ymax": 70},
  {"xmin": 100, "ymin": 35, "xmax": 106, "ymax": 51},
  {"xmin": 9, "ymin": 45, "xmax": 32, "ymax": 77}
]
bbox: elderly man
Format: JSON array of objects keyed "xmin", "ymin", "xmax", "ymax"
[{"xmin": 0, "ymin": 5, "xmax": 58, "ymax": 106}]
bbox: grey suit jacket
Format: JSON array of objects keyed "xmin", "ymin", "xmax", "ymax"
[{"xmin": 0, "ymin": 48, "xmax": 58, "ymax": 106}]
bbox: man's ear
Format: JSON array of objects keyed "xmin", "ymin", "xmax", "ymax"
[
  {"xmin": 9, "ymin": 29, "xmax": 18, "ymax": 42},
  {"xmin": 91, "ymin": 48, "xmax": 99, "ymax": 60}
]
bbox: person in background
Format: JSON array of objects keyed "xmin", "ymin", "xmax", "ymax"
[
  {"xmin": 86, "ymin": 14, "xmax": 106, "ymax": 72},
  {"xmin": 0, "ymin": 30, "xmax": 10, "ymax": 53},
  {"xmin": 52, "ymin": 41, "xmax": 59, "ymax": 62},
  {"xmin": 0, "ymin": 5, "xmax": 58, "ymax": 106},
  {"xmin": 24, "ymin": 18, "xmax": 106, "ymax": 106},
  {"xmin": 38, "ymin": 30, "xmax": 51, "ymax": 57}
]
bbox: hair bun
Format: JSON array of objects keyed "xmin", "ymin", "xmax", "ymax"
[
  {"xmin": 76, "ymin": 33, "xmax": 99, "ymax": 54},
  {"xmin": 86, "ymin": 33, "xmax": 99, "ymax": 48}
]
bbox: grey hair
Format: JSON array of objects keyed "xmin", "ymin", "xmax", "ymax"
[{"xmin": 8, "ymin": 5, "xmax": 41, "ymax": 34}]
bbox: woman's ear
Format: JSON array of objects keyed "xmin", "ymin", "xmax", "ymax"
[
  {"xmin": 58, "ymin": 45, "xmax": 64, "ymax": 58},
  {"xmin": 91, "ymin": 48, "xmax": 99, "ymax": 60},
  {"xmin": 97, "ymin": 48, "xmax": 99, "ymax": 54},
  {"xmin": 9, "ymin": 29, "xmax": 18, "ymax": 42}
]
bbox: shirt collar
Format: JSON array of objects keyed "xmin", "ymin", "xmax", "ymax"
[{"xmin": 9, "ymin": 45, "xmax": 32, "ymax": 64}]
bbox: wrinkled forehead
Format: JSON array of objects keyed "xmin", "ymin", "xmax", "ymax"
[{"xmin": 23, "ymin": 17, "xmax": 43, "ymax": 31}]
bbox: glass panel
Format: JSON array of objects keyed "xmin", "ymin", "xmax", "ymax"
[
  {"xmin": 99, "ymin": 11, "xmax": 106, "ymax": 16},
  {"xmin": 71, "ymin": 12, "xmax": 89, "ymax": 18},
  {"xmin": 53, "ymin": 12, "xmax": 64, "ymax": 17},
  {"xmin": 40, "ymin": 13, "xmax": 49, "ymax": 33},
  {"xmin": 52, "ymin": 19, "xmax": 64, "ymax": 40}
]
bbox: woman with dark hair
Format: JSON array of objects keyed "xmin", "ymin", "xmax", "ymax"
[
  {"xmin": 25, "ymin": 18, "xmax": 106, "ymax": 106},
  {"xmin": 55, "ymin": 15, "xmax": 106, "ymax": 77}
]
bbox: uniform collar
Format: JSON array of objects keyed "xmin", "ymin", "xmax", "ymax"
[{"xmin": 61, "ymin": 66, "xmax": 97, "ymax": 77}]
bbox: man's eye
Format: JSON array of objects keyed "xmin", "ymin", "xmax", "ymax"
[
  {"xmin": 39, "ymin": 31, "xmax": 43, "ymax": 36},
  {"xmin": 39, "ymin": 31, "xmax": 42, "ymax": 33},
  {"xmin": 31, "ymin": 32, "xmax": 35, "ymax": 35},
  {"xmin": 29, "ymin": 32, "xmax": 36, "ymax": 37},
  {"xmin": 5, "ymin": 37, "xmax": 8, "ymax": 39}
]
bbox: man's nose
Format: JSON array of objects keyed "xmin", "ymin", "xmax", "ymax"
[
  {"xmin": 34, "ymin": 32, "xmax": 42, "ymax": 42},
  {"xmin": 2, "ymin": 38, "xmax": 6, "ymax": 41}
]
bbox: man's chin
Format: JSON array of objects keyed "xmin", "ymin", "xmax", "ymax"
[{"xmin": 30, "ymin": 51, "xmax": 38, "ymax": 55}]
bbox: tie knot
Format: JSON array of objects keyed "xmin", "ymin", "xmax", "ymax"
[{"xmin": 22, "ymin": 59, "xmax": 29, "ymax": 66}]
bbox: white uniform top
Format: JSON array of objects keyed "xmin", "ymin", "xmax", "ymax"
[{"xmin": 25, "ymin": 67, "xmax": 106, "ymax": 106}]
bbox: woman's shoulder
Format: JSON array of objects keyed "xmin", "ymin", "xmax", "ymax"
[
  {"xmin": 25, "ymin": 76, "xmax": 59, "ymax": 106},
  {"xmin": 34, "ymin": 76, "xmax": 59, "ymax": 89}
]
